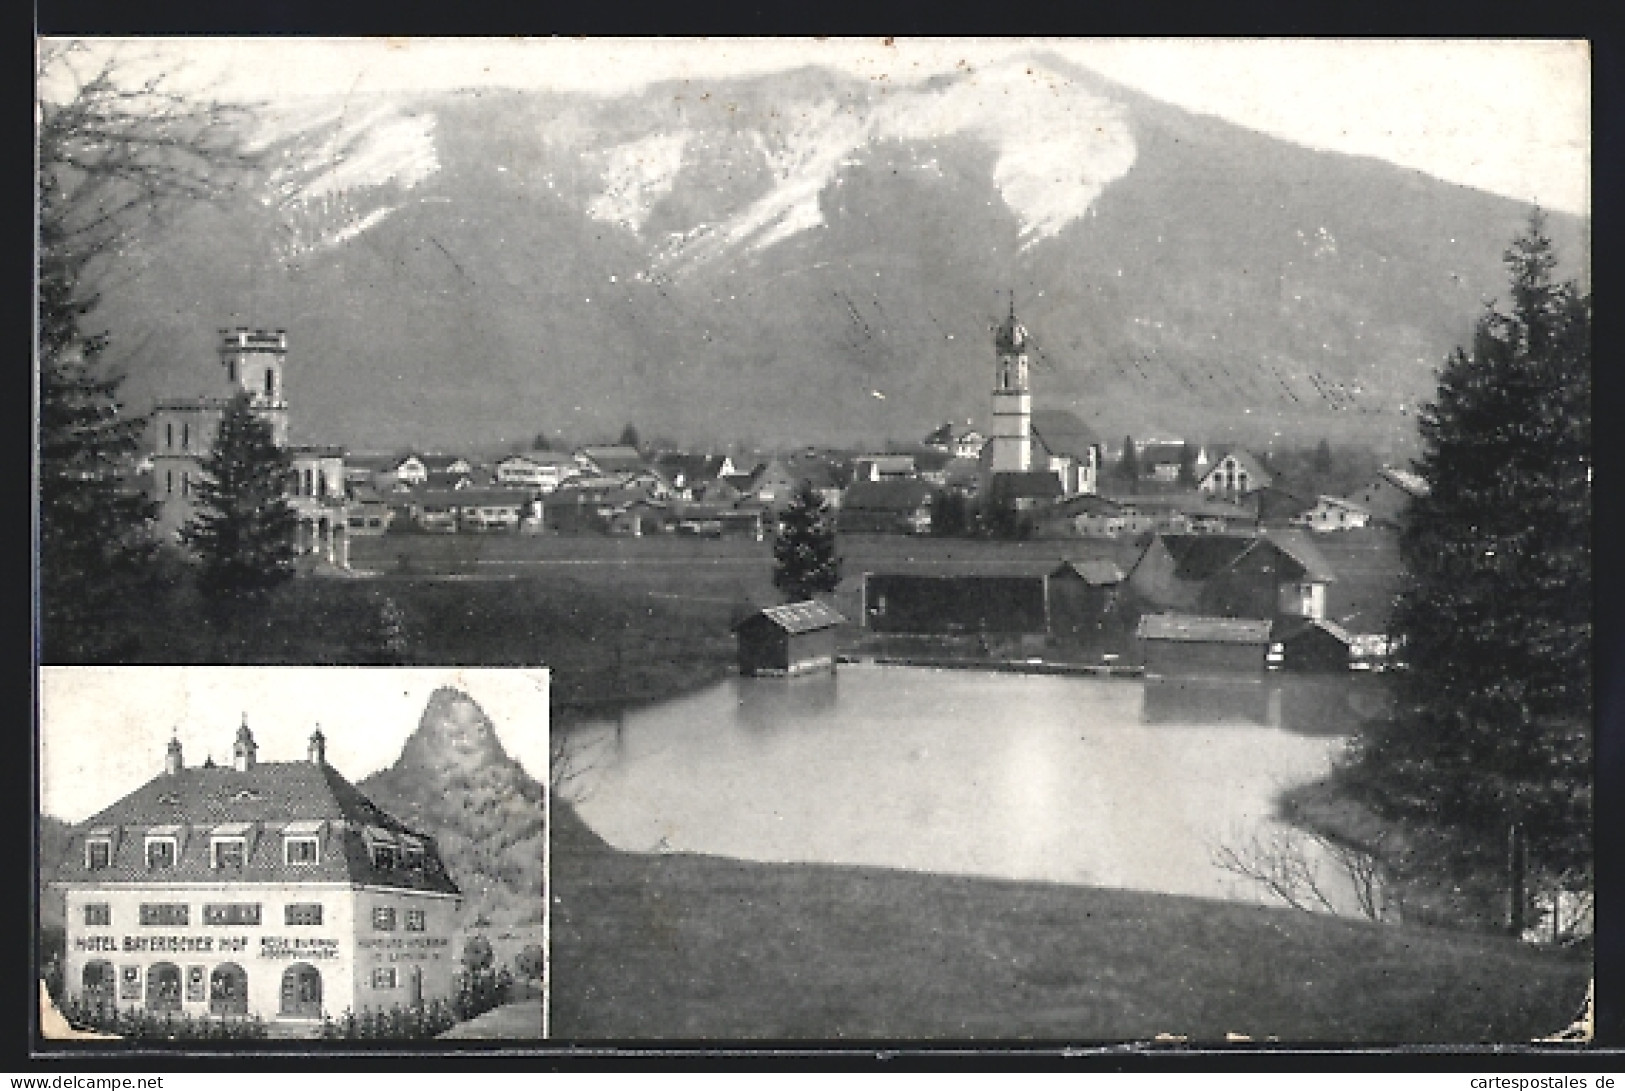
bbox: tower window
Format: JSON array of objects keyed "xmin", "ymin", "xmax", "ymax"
[
  {"xmin": 182, "ymin": 422, "xmax": 190, "ymax": 450},
  {"xmin": 264, "ymin": 369, "xmax": 274, "ymax": 398},
  {"xmin": 165, "ymin": 472, "xmax": 173, "ymax": 496},
  {"xmin": 228, "ymin": 359, "xmax": 237, "ymax": 383},
  {"xmin": 165, "ymin": 422, "xmax": 174, "ymax": 450}
]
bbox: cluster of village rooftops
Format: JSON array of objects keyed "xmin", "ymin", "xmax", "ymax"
[
  {"xmin": 142, "ymin": 309, "xmax": 1428, "ymax": 559},
  {"xmin": 53, "ymin": 721, "xmax": 463, "ymax": 1027}
]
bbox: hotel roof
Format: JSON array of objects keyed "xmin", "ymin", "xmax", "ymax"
[{"xmin": 56, "ymin": 748, "xmax": 459, "ymax": 896}]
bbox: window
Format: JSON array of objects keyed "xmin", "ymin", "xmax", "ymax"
[
  {"xmin": 182, "ymin": 422, "xmax": 190, "ymax": 450},
  {"xmin": 371, "ymin": 967, "xmax": 398, "ymax": 989},
  {"xmin": 165, "ymin": 422, "xmax": 174, "ymax": 450},
  {"xmin": 145, "ymin": 837, "xmax": 177, "ymax": 870},
  {"xmin": 85, "ymin": 840, "xmax": 112, "ymax": 870},
  {"xmin": 264, "ymin": 369, "xmax": 274, "ymax": 397},
  {"xmin": 228, "ymin": 359, "xmax": 237, "ymax": 384},
  {"xmin": 203, "ymin": 903, "xmax": 262, "ymax": 926},
  {"xmin": 404, "ymin": 909, "xmax": 426, "ymax": 932},
  {"xmin": 371, "ymin": 843, "xmax": 399, "ymax": 870},
  {"xmin": 284, "ymin": 903, "xmax": 323, "ymax": 926},
  {"xmin": 284, "ymin": 836, "xmax": 319, "ymax": 866},
  {"xmin": 139, "ymin": 903, "xmax": 189, "ymax": 926},
  {"xmin": 165, "ymin": 471, "xmax": 173, "ymax": 496},
  {"xmin": 83, "ymin": 903, "xmax": 111, "ymax": 927},
  {"xmin": 180, "ymin": 473, "xmax": 190, "ymax": 498},
  {"xmin": 211, "ymin": 838, "xmax": 246, "ymax": 869},
  {"xmin": 371, "ymin": 906, "xmax": 397, "ymax": 931}
]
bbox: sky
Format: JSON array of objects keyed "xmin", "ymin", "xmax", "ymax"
[
  {"xmin": 39, "ymin": 667, "xmax": 550, "ymax": 823},
  {"xmin": 40, "ymin": 37, "xmax": 1591, "ymax": 215}
]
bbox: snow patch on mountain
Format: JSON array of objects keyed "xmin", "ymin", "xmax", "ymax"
[
  {"xmin": 646, "ymin": 59, "xmax": 1135, "ymax": 275},
  {"xmin": 586, "ymin": 131, "xmax": 692, "ymax": 233}
]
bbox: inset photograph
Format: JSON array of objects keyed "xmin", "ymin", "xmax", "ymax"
[{"xmin": 39, "ymin": 667, "xmax": 548, "ymax": 1043}]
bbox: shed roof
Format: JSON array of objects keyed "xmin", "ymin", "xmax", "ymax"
[
  {"xmin": 1052, "ymin": 559, "xmax": 1126, "ymax": 586},
  {"xmin": 736, "ymin": 600, "xmax": 846, "ymax": 634},
  {"xmin": 1135, "ymin": 613, "xmax": 1274, "ymax": 644}
]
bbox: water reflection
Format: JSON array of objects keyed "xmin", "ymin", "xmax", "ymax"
[
  {"xmin": 1142, "ymin": 679, "xmax": 1279, "ymax": 726},
  {"xmin": 571, "ymin": 665, "xmax": 1387, "ymax": 915}
]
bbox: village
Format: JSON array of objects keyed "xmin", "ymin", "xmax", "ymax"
[{"xmin": 140, "ymin": 305, "xmax": 1422, "ymax": 688}]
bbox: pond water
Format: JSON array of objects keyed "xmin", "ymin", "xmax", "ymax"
[{"xmin": 567, "ymin": 665, "xmax": 1392, "ymax": 915}]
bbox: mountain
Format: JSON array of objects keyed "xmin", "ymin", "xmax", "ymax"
[
  {"xmin": 89, "ymin": 54, "xmax": 1588, "ymax": 455},
  {"xmin": 359, "ymin": 687, "xmax": 545, "ymax": 929}
]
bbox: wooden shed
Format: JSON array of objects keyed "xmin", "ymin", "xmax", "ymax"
[
  {"xmin": 1135, "ymin": 613, "xmax": 1273, "ymax": 680},
  {"xmin": 733, "ymin": 601, "xmax": 846, "ymax": 677}
]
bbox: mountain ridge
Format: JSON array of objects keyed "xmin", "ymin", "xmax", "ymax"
[{"xmin": 88, "ymin": 57, "xmax": 1587, "ymax": 454}]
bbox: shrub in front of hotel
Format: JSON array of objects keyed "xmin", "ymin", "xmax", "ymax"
[
  {"xmin": 319, "ymin": 1001, "xmax": 459, "ymax": 1040},
  {"xmin": 60, "ymin": 996, "xmax": 269, "ymax": 1040},
  {"xmin": 451, "ymin": 966, "xmax": 514, "ymax": 1022}
]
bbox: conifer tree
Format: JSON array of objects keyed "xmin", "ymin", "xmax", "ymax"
[
  {"xmin": 1177, "ymin": 441, "xmax": 1199, "ymax": 488},
  {"xmin": 37, "ymin": 46, "xmax": 255, "ymax": 657},
  {"xmin": 772, "ymin": 479, "xmax": 840, "ymax": 602},
  {"xmin": 181, "ymin": 392, "xmax": 299, "ymax": 602},
  {"xmin": 1115, "ymin": 436, "xmax": 1140, "ymax": 487},
  {"xmin": 1351, "ymin": 211, "xmax": 1591, "ymax": 875}
]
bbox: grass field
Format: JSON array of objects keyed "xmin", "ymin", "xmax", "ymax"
[{"xmin": 548, "ymin": 802, "xmax": 1589, "ymax": 1042}]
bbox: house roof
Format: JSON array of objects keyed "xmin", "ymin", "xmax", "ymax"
[
  {"xmin": 418, "ymin": 454, "xmax": 470, "ymax": 473},
  {"xmin": 1138, "ymin": 442, "xmax": 1187, "ymax": 466},
  {"xmin": 1378, "ymin": 466, "xmax": 1430, "ymax": 497},
  {"xmin": 1272, "ymin": 616, "xmax": 1357, "ymax": 645},
  {"xmin": 1135, "ymin": 613, "xmax": 1274, "ymax": 644},
  {"xmin": 1257, "ymin": 528, "xmax": 1337, "ymax": 582},
  {"xmin": 854, "ymin": 453, "xmax": 918, "ymax": 473},
  {"xmin": 942, "ymin": 457, "xmax": 983, "ymax": 487},
  {"xmin": 576, "ymin": 446, "xmax": 647, "ymax": 473},
  {"xmin": 986, "ymin": 471, "xmax": 1064, "ymax": 502},
  {"xmin": 735, "ymin": 600, "xmax": 846, "ymax": 634},
  {"xmin": 58, "ymin": 756, "xmax": 459, "ymax": 895},
  {"xmin": 1052, "ymin": 559, "xmax": 1126, "ymax": 586},
  {"xmin": 412, "ymin": 488, "xmax": 533, "ymax": 507},
  {"xmin": 842, "ymin": 479, "xmax": 935, "ymax": 511},
  {"xmin": 1205, "ymin": 449, "xmax": 1274, "ymax": 484}
]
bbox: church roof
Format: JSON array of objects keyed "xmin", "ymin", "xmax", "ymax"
[{"xmin": 1030, "ymin": 410, "xmax": 1100, "ymax": 460}]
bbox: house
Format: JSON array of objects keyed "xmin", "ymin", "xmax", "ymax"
[
  {"xmin": 1198, "ymin": 449, "xmax": 1274, "ymax": 499},
  {"xmin": 733, "ymin": 601, "xmax": 844, "ymax": 677},
  {"xmin": 983, "ymin": 470, "xmax": 1064, "ymax": 512},
  {"xmin": 839, "ymin": 480, "xmax": 935, "ymax": 535},
  {"xmin": 385, "ymin": 455, "xmax": 426, "ymax": 487},
  {"xmin": 494, "ymin": 453, "xmax": 579, "ymax": 491},
  {"xmin": 1250, "ymin": 480, "xmax": 1318, "ymax": 526},
  {"xmin": 925, "ymin": 423, "xmax": 987, "ymax": 460},
  {"xmin": 423, "ymin": 470, "xmax": 475, "ymax": 491},
  {"xmin": 1030, "ymin": 409, "xmax": 1104, "ymax": 496},
  {"xmin": 405, "ymin": 488, "xmax": 534, "ymax": 533},
  {"xmin": 1348, "ymin": 467, "xmax": 1430, "ymax": 527},
  {"xmin": 1056, "ymin": 494, "xmax": 1127, "ymax": 537},
  {"xmin": 941, "ymin": 457, "xmax": 983, "ymax": 496},
  {"xmin": 651, "ymin": 454, "xmax": 732, "ymax": 497},
  {"xmin": 52, "ymin": 722, "xmax": 460, "ymax": 1026},
  {"xmin": 1137, "ymin": 441, "xmax": 1188, "ymax": 484},
  {"xmin": 1136, "ymin": 613, "xmax": 1274, "ymax": 679},
  {"xmin": 1292, "ymin": 495, "xmax": 1372, "ymax": 533},
  {"xmin": 573, "ymin": 445, "xmax": 646, "ymax": 477},
  {"xmin": 419, "ymin": 454, "xmax": 473, "ymax": 478},
  {"xmin": 343, "ymin": 454, "xmax": 402, "ymax": 493},
  {"xmin": 1127, "ymin": 530, "xmax": 1336, "ymax": 622},
  {"xmin": 851, "ymin": 454, "xmax": 918, "ymax": 483},
  {"xmin": 344, "ymin": 488, "xmax": 395, "ymax": 536}
]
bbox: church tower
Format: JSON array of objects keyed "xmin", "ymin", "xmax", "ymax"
[
  {"xmin": 987, "ymin": 295, "xmax": 1032, "ymax": 474},
  {"xmin": 218, "ymin": 326, "xmax": 290, "ymax": 446}
]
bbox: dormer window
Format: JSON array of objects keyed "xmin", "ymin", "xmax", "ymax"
[
  {"xmin": 211, "ymin": 837, "xmax": 246, "ymax": 869},
  {"xmin": 400, "ymin": 835, "xmax": 426, "ymax": 870},
  {"xmin": 364, "ymin": 826, "xmax": 400, "ymax": 869},
  {"xmin": 145, "ymin": 833, "xmax": 179, "ymax": 870},
  {"xmin": 85, "ymin": 839, "xmax": 112, "ymax": 871},
  {"xmin": 283, "ymin": 820, "xmax": 322, "ymax": 866}
]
